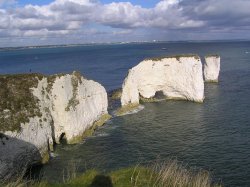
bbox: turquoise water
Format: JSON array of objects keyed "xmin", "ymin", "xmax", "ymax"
[{"xmin": 1, "ymin": 41, "xmax": 250, "ymax": 186}]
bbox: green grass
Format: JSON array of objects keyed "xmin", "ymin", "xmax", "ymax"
[
  {"xmin": 205, "ymin": 79, "xmax": 219, "ymax": 83},
  {"xmin": 73, "ymin": 163, "xmax": 221, "ymax": 187},
  {"xmin": 0, "ymin": 74, "xmax": 43, "ymax": 132},
  {"xmin": 1, "ymin": 160, "xmax": 222, "ymax": 187},
  {"xmin": 46, "ymin": 73, "xmax": 65, "ymax": 94},
  {"xmin": 140, "ymin": 97, "xmax": 164, "ymax": 103},
  {"xmin": 205, "ymin": 54, "xmax": 220, "ymax": 58},
  {"xmin": 145, "ymin": 54, "xmax": 200, "ymax": 61},
  {"xmin": 0, "ymin": 71, "xmax": 84, "ymax": 132},
  {"xmin": 65, "ymin": 74, "xmax": 80, "ymax": 111},
  {"xmin": 109, "ymin": 88, "xmax": 122, "ymax": 100}
]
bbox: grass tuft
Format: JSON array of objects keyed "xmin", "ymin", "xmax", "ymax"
[
  {"xmin": 145, "ymin": 54, "xmax": 200, "ymax": 61},
  {"xmin": 1, "ymin": 160, "xmax": 221, "ymax": 187},
  {"xmin": 0, "ymin": 72, "xmax": 84, "ymax": 132},
  {"xmin": 65, "ymin": 75, "xmax": 80, "ymax": 111},
  {"xmin": 205, "ymin": 54, "xmax": 220, "ymax": 58},
  {"xmin": 0, "ymin": 74, "xmax": 43, "ymax": 132},
  {"xmin": 109, "ymin": 88, "xmax": 122, "ymax": 100}
]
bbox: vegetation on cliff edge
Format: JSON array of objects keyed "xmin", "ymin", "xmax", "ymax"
[
  {"xmin": 0, "ymin": 71, "xmax": 84, "ymax": 132},
  {"xmin": 1, "ymin": 160, "xmax": 221, "ymax": 187},
  {"xmin": 145, "ymin": 54, "xmax": 200, "ymax": 61},
  {"xmin": 205, "ymin": 54, "xmax": 220, "ymax": 58},
  {"xmin": 109, "ymin": 88, "xmax": 122, "ymax": 100},
  {"xmin": 0, "ymin": 74, "xmax": 43, "ymax": 132},
  {"xmin": 65, "ymin": 72, "xmax": 82, "ymax": 111}
]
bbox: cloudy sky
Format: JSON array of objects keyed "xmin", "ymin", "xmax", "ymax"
[{"xmin": 0, "ymin": 0, "xmax": 250, "ymax": 47}]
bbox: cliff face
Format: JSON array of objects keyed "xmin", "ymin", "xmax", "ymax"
[
  {"xmin": 121, "ymin": 55, "xmax": 204, "ymax": 106},
  {"xmin": 0, "ymin": 72, "xmax": 109, "ymax": 179},
  {"xmin": 204, "ymin": 55, "xmax": 220, "ymax": 83},
  {"xmin": 33, "ymin": 72, "xmax": 109, "ymax": 144}
]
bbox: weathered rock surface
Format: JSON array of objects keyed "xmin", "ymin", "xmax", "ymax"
[
  {"xmin": 121, "ymin": 55, "xmax": 204, "ymax": 106},
  {"xmin": 34, "ymin": 72, "xmax": 109, "ymax": 144},
  {"xmin": 204, "ymin": 55, "xmax": 220, "ymax": 82},
  {"xmin": 0, "ymin": 72, "xmax": 109, "ymax": 179}
]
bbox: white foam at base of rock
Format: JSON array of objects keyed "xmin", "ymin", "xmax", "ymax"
[
  {"xmin": 114, "ymin": 104, "xmax": 145, "ymax": 116},
  {"xmin": 121, "ymin": 56, "xmax": 204, "ymax": 106},
  {"xmin": 204, "ymin": 56, "xmax": 220, "ymax": 82}
]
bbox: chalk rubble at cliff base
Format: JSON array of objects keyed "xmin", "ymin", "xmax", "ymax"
[{"xmin": 0, "ymin": 71, "xmax": 110, "ymax": 179}]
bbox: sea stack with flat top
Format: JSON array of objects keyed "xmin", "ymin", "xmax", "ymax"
[
  {"xmin": 204, "ymin": 55, "xmax": 220, "ymax": 83},
  {"xmin": 120, "ymin": 55, "xmax": 205, "ymax": 108}
]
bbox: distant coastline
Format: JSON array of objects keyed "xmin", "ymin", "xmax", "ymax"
[{"xmin": 1, "ymin": 39, "xmax": 250, "ymax": 52}]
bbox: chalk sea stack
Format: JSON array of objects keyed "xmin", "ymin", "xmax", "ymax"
[
  {"xmin": 204, "ymin": 55, "xmax": 221, "ymax": 83},
  {"xmin": 120, "ymin": 55, "xmax": 205, "ymax": 108}
]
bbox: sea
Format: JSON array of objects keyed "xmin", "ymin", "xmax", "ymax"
[{"xmin": 1, "ymin": 41, "xmax": 250, "ymax": 187}]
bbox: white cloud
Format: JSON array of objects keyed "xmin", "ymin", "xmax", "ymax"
[
  {"xmin": 0, "ymin": 0, "xmax": 250, "ymax": 46},
  {"xmin": 1, "ymin": 0, "xmax": 191, "ymax": 39},
  {"xmin": 155, "ymin": 0, "xmax": 180, "ymax": 10}
]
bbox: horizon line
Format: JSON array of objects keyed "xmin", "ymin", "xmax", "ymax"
[{"xmin": 1, "ymin": 38, "xmax": 250, "ymax": 50}]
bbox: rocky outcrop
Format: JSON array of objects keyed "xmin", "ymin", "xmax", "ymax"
[
  {"xmin": 0, "ymin": 132, "xmax": 50, "ymax": 180},
  {"xmin": 204, "ymin": 55, "xmax": 220, "ymax": 82},
  {"xmin": 0, "ymin": 72, "xmax": 109, "ymax": 179},
  {"xmin": 34, "ymin": 72, "xmax": 109, "ymax": 144},
  {"xmin": 121, "ymin": 55, "xmax": 204, "ymax": 107}
]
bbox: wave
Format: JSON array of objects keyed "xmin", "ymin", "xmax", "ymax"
[
  {"xmin": 116, "ymin": 104, "xmax": 145, "ymax": 116},
  {"xmin": 50, "ymin": 152, "xmax": 59, "ymax": 158},
  {"xmin": 91, "ymin": 132, "xmax": 110, "ymax": 138}
]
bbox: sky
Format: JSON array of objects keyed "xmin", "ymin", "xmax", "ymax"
[{"xmin": 0, "ymin": 0, "xmax": 250, "ymax": 47}]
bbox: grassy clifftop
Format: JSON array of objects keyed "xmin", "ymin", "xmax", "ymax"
[
  {"xmin": 0, "ymin": 72, "xmax": 84, "ymax": 133},
  {"xmin": 2, "ymin": 160, "xmax": 221, "ymax": 187},
  {"xmin": 205, "ymin": 54, "xmax": 220, "ymax": 58},
  {"xmin": 0, "ymin": 74, "xmax": 44, "ymax": 132},
  {"xmin": 145, "ymin": 54, "xmax": 200, "ymax": 61}
]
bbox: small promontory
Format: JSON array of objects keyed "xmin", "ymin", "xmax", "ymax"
[
  {"xmin": 0, "ymin": 72, "xmax": 110, "ymax": 179},
  {"xmin": 121, "ymin": 55, "xmax": 204, "ymax": 107}
]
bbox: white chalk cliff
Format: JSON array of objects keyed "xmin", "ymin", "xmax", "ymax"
[
  {"xmin": 121, "ymin": 55, "xmax": 204, "ymax": 106},
  {"xmin": 33, "ymin": 73, "xmax": 109, "ymax": 144},
  {"xmin": 204, "ymin": 55, "xmax": 221, "ymax": 82},
  {"xmin": 0, "ymin": 72, "xmax": 109, "ymax": 179}
]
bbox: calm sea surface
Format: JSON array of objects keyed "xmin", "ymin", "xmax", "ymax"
[{"xmin": 1, "ymin": 41, "xmax": 250, "ymax": 186}]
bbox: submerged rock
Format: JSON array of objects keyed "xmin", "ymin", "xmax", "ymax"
[
  {"xmin": 0, "ymin": 71, "xmax": 110, "ymax": 179},
  {"xmin": 204, "ymin": 55, "xmax": 220, "ymax": 83},
  {"xmin": 109, "ymin": 88, "xmax": 122, "ymax": 100},
  {"xmin": 121, "ymin": 55, "xmax": 204, "ymax": 107}
]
